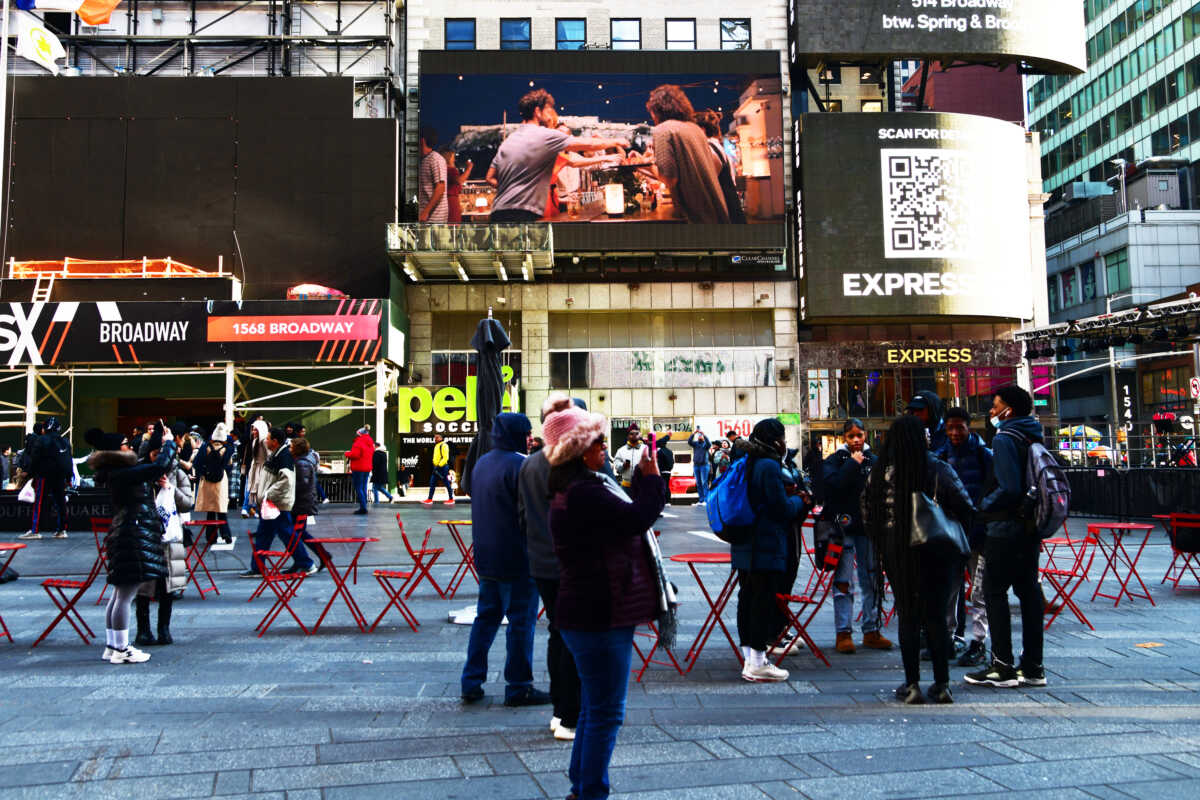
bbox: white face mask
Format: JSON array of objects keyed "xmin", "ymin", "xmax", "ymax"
[{"xmin": 990, "ymin": 415, "xmax": 1002, "ymax": 429}]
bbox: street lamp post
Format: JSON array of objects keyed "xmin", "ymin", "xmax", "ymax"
[{"xmin": 1106, "ymin": 290, "xmax": 1158, "ymax": 466}]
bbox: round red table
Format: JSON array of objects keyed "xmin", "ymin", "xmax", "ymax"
[
  {"xmin": 1088, "ymin": 522, "xmax": 1156, "ymax": 607},
  {"xmin": 669, "ymin": 552, "xmax": 741, "ymax": 671}
]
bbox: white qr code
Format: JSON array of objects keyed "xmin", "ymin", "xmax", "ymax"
[{"xmin": 880, "ymin": 149, "xmax": 978, "ymax": 259}]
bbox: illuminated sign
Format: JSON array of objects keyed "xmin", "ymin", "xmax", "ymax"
[
  {"xmin": 396, "ymin": 366, "xmax": 517, "ymax": 433},
  {"xmin": 886, "ymin": 347, "xmax": 973, "ymax": 364}
]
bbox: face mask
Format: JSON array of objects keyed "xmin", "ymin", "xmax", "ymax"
[{"xmin": 990, "ymin": 415, "xmax": 1003, "ymax": 429}]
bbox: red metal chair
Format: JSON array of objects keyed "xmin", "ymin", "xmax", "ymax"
[
  {"xmin": 91, "ymin": 517, "xmax": 112, "ymax": 605},
  {"xmin": 248, "ymin": 515, "xmax": 309, "ymax": 602},
  {"xmin": 632, "ymin": 620, "xmax": 685, "ymax": 682},
  {"xmin": 396, "ymin": 515, "xmax": 445, "ymax": 599},
  {"xmin": 250, "ymin": 515, "xmax": 312, "ymax": 637},
  {"xmin": 369, "ymin": 569, "xmax": 420, "ymax": 632},
  {"xmin": 32, "ymin": 551, "xmax": 106, "ymax": 648},
  {"xmin": 1043, "ymin": 522, "xmax": 1089, "ymax": 577},
  {"xmin": 1041, "ymin": 535, "xmax": 1098, "ymax": 630},
  {"xmin": 1163, "ymin": 513, "xmax": 1200, "ymax": 592},
  {"xmin": 770, "ymin": 566, "xmax": 835, "ymax": 667}
]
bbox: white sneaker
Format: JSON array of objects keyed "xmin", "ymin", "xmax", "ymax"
[
  {"xmin": 768, "ymin": 637, "xmax": 797, "ymax": 658},
  {"xmin": 109, "ymin": 646, "xmax": 151, "ymax": 664},
  {"xmin": 554, "ymin": 725, "xmax": 576, "ymax": 741},
  {"xmin": 742, "ymin": 662, "xmax": 789, "ymax": 683},
  {"xmin": 321, "ymin": 498, "xmax": 331, "ymax": 505},
  {"xmin": 549, "ymin": 716, "xmax": 561, "ymax": 733},
  {"xmin": 18, "ymin": 530, "xmax": 41, "ymax": 540},
  {"xmin": 102, "ymin": 647, "xmax": 114, "ymax": 661},
  {"xmin": 53, "ymin": 530, "xmax": 68, "ymax": 539},
  {"xmin": 240, "ymin": 509, "xmax": 249, "ymax": 518}
]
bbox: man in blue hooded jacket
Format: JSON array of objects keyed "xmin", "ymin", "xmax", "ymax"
[
  {"xmin": 906, "ymin": 390, "xmax": 948, "ymax": 453},
  {"xmin": 461, "ymin": 412, "xmax": 551, "ymax": 708}
]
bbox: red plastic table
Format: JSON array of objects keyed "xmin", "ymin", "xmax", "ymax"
[
  {"xmin": 1088, "ymin": 522, "xmax": 1156, "ymax": 607},
  {"xmin": 0, "ymin": 542, "xmax": 26, "ymax": 642},
  {"xmin": 669, "ymin": 552, "xmax": 741, "ymax": 672},
  {"xmin": 306, "ymin": 537, "xmax": 379, "ymax": 633},
  {"xmin": 182, "ymin": 521, "xmax": 224, "ymax": 599},
  {"xmin": 439, "ymin": 520, "xmax": 478, "ymax": 599}
]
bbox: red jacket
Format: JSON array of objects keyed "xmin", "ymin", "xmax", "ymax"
[{"xmin": 344, "ymin": 433, "xmax": 374, "ymax": 472}]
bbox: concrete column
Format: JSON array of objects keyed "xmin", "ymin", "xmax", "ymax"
[
  {"xmin": 522, "ymin": 309, "xmax": 550, "ymax": 433},
  {"xmin": 24, "ymin": 365, "xmax": 36, "ymax": 433},
  {"xmin": 224, "ymin": 362, "xmax": 235, "ymax": 429},
  {"xmin": 375, "ymin": 360, "xmax": 387, "ymax": 442}
]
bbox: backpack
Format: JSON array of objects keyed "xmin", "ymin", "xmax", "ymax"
[
  {"xmin": 203, "ymin": 445, "xmax": 226, "ymax": 483},
  {"xmin": 706, "ymin": 456, "xmax": 757, "ymax": 545},
  {"xmin": 1001, "ymin": 430, "xmax": 1071, "ymax": 539}
]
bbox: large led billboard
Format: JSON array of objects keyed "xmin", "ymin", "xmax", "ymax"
[
  {"xmin": 788, "ymin": 0, "xmax": 1086, "ymax": 75},
  {"xmin": 418, "ymin": 51, "xmax": 786, "ymax": 253},
  {"xmin": 798, "ymin": 112, "xmax": 1033, "ymax": 320}
]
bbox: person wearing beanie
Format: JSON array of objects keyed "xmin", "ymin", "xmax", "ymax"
[
  {"xmin": 966, "ymin": 385, "xmax": 1048, "ymax": 691},
  {"xmin": 545, "ymin": 401, "xmax": 666, "ymax": 799},
  {"xmin": 906, "ymin": 390, "xmax": 947, "ymax": 452},
  {"xmin": 344, "ymin": 425, "xmax": 375, "ymax": 514},
  {"xmin": 194, "ymin": 422, "xmax": 234, "ymax": 544},
  {"xmin": 731, "ymin": 418, "xmax": 809, "ymax": 683},
  {"xmin": 134, "ymin": 433, "xmax": 193, "ymax": 647}
]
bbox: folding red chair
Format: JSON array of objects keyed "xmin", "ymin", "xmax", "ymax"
[
  {"xmin": 396, "ymin": 515, "xmax": 445, "ymax": 599},
  {"xmin": 91, "ymin": 517, "xmax": 112, "ymax": 605},
  {"xmin": 31, "ymin": 552, "xmax": 105, "ymax": 648},
  {"xmin": 250, "ymin": 515, "xmax": 311, "ymax": 637},
  {"xmin": 770, "ymin": 568, "xmax": 835, "ymax": 667},
  {"xmin": 1043, "ymin": 522, "xmax": 1089, "ymax": 577},
  {"xmin": 248, "ymin": 515, "xmax": 309, "ymax": 602},
  {"xmin": 1163, "ymin": 514, "xmax": 1200, "ymax": 592},
  {"xmin": 632, "ymin": 620, "xmax": 685, "ymax": 682},
  {"xmin": 369, "ymin": 569, "xmax": 420, "ymax": 632},
  {"xmin": 1041, "ymin": 535, "xmax": 1098, "ymax": 630}
]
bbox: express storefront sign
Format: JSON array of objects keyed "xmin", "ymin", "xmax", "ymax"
[{"xmin": 886, "ymin": 347, "xmax": 973, "ymax": 365}]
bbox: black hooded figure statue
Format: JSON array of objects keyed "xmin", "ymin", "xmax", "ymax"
[{"xmin": 460, "ymin": 315, "xmax": 511, "ymax": 496}]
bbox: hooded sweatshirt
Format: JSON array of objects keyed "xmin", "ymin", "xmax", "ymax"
[
  {"xmin": 913, "ymin": 389, "xmax": 948, "ymax": 452},
  {"xmin": 345, "ymin": 431, "xmax": 374, "ymax": 472},
  {"xmin": 980, "ymin": 415, "xmax": 1044, "ymax": 538},
  {"xmin": 820, "ymin": 443, "xmax": 875, "ymax": 534},
  {"xmin": 469, "ymin": 412, "xmax": 533, "ymax": 580}
]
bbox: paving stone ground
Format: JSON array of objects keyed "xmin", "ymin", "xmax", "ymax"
[{"xmin": 1, "ymin": 503, "xmax": 1199, "ymax": 798}]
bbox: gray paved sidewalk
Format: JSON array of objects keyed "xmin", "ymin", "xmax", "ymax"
[{"xmin": 1, "ymin": 505, "xmax": 1199, "ymax": 798}]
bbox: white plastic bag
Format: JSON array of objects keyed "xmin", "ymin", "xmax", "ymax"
[
  {"xmin": 155, "ymin": 485, "xmax": 184, "ymax": 543},
  {"xmin": 17, "ymin": 482, "xmax": 35, "ymax": 504},
  {"xmin": 260, "ymin": 498, "xmax": 280, "ymax": 520}
]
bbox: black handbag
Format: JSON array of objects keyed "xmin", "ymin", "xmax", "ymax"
[{"xmin": 910, "ymin": 476, "xmax": 970, "ymax": 558}]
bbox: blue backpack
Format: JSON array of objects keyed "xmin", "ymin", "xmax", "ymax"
[{"xmin": 706, "ymin": 457, "xmax": 757, "ymax": 545}]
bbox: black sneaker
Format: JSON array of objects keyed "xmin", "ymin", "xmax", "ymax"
[
  {"xmin": 926, "ymin": 682, "xmax": 954, "ymax": 704},
  {"xmin": 956, "ymin": 640, "xmax": 987, "ymax": 667},
  {"xmin": 964, "ymin": 659, "xmax": 1019, "ymax": 688},
  {"xmin": 461, "ymin": 686, "xmax": 485, "ymax": 704},
  {"xmin": 1017, "ymin": 663, "xmax": 1047, "ymax": 687},
  {"xmin": 504, "ymin": 687, "xmax": 552, "ymax": 707},
  {"xmin": 894, "ymin": 683, "xmax": 925, "ymax": 704},
  {"xmin": 953, "ymin": 637, "xmax": 968, "ymax": 657}
]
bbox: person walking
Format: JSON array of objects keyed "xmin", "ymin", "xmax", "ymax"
[
  {"xmin": 84, "ymin": 426, "xmax": 176, "ymax": 664},
  {"xmin": 290, "ymin": 437, "xmax": 331, "ymax": 572},
  {"xmin": 194, "ymin": 423, "xmax": 233, "ymax": 544},
  {"xmin": 687, "ymin": 427, "xmax": 711, "ymax": 504},
  {"xmin": 822, "ymin": 418, "xmax": 892, "ymax": 654},
  {"xmin": 862, "ymin": 416, "xmax": 975, "ymax": 704},
  {"xmin": 239, "ymin": 427, "xmax": 314, "ymax": 578},
  {"xmin": 543, "ymin": 400, "xmax": 666, "ymax": 800},
  {"xmin": 732, "ymin": 419, "xmax": 808, "ymax": 682},
  {"xmin": 519, "ymin": 393, "xmax": 584, "ymax": 741},
  {"xmin": 344, "ymin": 426, "xmax": 374, "ymax": 515},
  {"xmin": 423, "ymin": 433, "xmax": 455, "ymax": 505},
  {"xmin": 965, "ymin": 386, "xmax": 1048, "ymax": 690},
  {"xmin": 371, "ymin": 443, "xmax": 393, "ymax": 504},
  {"xmin": 21, "ymin": 418, "xmax": 73, "ymax": 540}
]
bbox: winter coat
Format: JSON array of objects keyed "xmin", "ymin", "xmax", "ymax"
[
  {"xmin": 860, "ymin": 455, "xmax": 975, "ymax": 550},
  {"xmin": 687, "ymin": 432, "xmax": 711, "ymax": 465},
  {"xmin": 731, "ymin": 442, "xmax": 807, "ymax": 573},
  {"xmin": 138, "ymin": 541, "xmax": 188, "ymax": 598},
  {"xmin": 30, "ymin": 431, "xmax": 72, "ymax": 482},
  {"xmin": 550, "ymin": 469, "xmax": 666, "ymax": 631},
  {"xmin": 371, "ymin": 448, "xmax": 389, "ymax": 485},
  {"xmin": 293, "ymin": 452, "xmax": 318, "ymax": 519},
  {"xmin": 470, "ymin": 413, "xmax": 533, "ymax": 581},
  {"xmin": 912, "ymin": 389, "xmax": 948, "ymax": 452},
  {"xmin": 981, "ymin": 415, "xmax": 1044, "ymax": 540},
  {"xmin": 518, "ymin": 449, "xmax": 556, "ymax": 580},
  {"xmin": 91, "ymin": 442, "xmax": 176, "ymax": 587},
  {"xmin": 934, "ymin": 433, "xmax": 993, "ymax": 549},
  {"xmin": 656, "ymin": 444, "xmax": 674, "ymax": 475},
  {"xmin": 344, "ymin": 433, "xmax": 374, "ymax": 473},
  {"xmin": 245, "ymin": 437, "xmax": 268, "ymax": 504},
  {"xmin": 169, "ymin": 463, "xmax": 194, "ymax": 514},
  {"xmin": 256, "ymin": 444, "xmax": 296, "ymax": 512},
  {"xmin": 820, "ymin": 445, "xmax": 875, "ymax": 536},
  {"xmin": 194, "ymin": 441, "xmax": 232, "ymax": 513}
]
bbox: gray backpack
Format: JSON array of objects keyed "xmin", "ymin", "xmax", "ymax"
[{"xmin": 1002, "ymin": 430, "xmax": 1071, "ymax": 539}]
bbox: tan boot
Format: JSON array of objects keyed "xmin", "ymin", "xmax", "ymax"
[
  {"xmin": 835, "ymin": 631, "xmax": 856, "ymax": 654},
  {"xmin": 862, "ymin": 630, "xmax": 894, "ymax": 650}
]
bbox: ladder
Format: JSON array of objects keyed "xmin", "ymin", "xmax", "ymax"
[{"xmin": 32, "ymin": 274, "xmax": 55, "ymax": 302}]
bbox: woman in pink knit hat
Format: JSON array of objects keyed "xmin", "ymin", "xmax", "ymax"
[{"xmin": 542, "ymin": 393, "xmax": 666, "ymax": 800}]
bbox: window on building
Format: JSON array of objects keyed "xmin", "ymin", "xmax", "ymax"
[
  {"xmin": 500, "ymin": 18, "xmax": 531, "ymax": 50},
  {"xmin": 861, "ymin": 100, "xmax": 883, "ymax": 112},
  {"xmin": 1048, "ymin": 276, "xmax": 1061, "ymax": 314},
  {"xmin": 666, "ymin": 19, "xmax": 696, "ymax": 50},
  {"xmin": 826, "ymin": 99, "xmax": 843, "ymax": 112},
  {"xmin": 1061, "ymin": 269, "xmax": 1079, "ymax": 307},
  {"xmin": 444, "ymin": 19, "xmax": 476, "ymax": 50},
  {"xmin": 611, "ymin": 18, "xmax": 640, "ymax": 50},
  {"xmin": 720, "ymin": 18, "xmax": 750, "ymax": 49},
  {"xmin": 556, "ymin": 18, "xmax": 586, "ymax": 49},
  {"xmin": 1105, "ymin": 248, "xmax": 1131, "ymax": 293},
  {"xmin": 1080, "ymin": 261, "xmax": 1097, "ymax": 303}
]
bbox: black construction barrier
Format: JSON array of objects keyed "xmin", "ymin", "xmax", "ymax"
[{"xmin": 1065, "ymin": 468, "xmax": 1200, "ymax": 520}]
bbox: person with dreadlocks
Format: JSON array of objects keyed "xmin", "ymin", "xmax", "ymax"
[{"xmin": 862, "ymin": 415, "xmax": 975, "ymax": 704}]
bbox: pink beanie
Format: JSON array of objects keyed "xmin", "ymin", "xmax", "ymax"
[{"xmin": 542, "ymin": 403, "xmax": 607, "ymax": 466}]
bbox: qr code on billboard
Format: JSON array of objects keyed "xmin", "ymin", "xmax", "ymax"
[{"xmin": 880, "ymin": 149, "xmax": 976, "ymax": 259}]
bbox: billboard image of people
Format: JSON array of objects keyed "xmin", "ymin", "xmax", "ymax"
[{"xmin": 419, "ymin": 68, "xmax": 784, "ymax": 226}]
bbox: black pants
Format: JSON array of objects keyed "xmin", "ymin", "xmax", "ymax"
[
  {"xmin": 204, "ymin": 512, "xmax": 232, "ymax": 544},
  {"xmin": 489, "ymin": 209, "xmax": 542, "ymax": 223},
  {"xmin": 31, "ymin": 478, "xmax": 68, "ymax": 534},
  {"xmin": 895, "ymin": 552, "xmax": 957, "ymax": 686},
  {"xmin": 534, "ymin": 577, "xmax": 581, "ymax": 728},
  {"xmin": 983, "ymin": 534, "xmax": 1044, "ymax": 668},
  {"xmin": 736, "ymin": 569, "xmax": 790, "ymax": 652}
]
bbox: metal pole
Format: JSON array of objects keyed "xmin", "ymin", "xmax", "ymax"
[
  {"xmin": 224, "ymin": 362, "xmax": 235, "ymax": 429},
  {"xmin": 24, "ymin": 364, "xmax": 35, "ymax": 433},
  {"xmin": 374, "ymin": 360, "xmax": 386, "ymax": 445},
  {"xmin": 1109, "ymin": 293, "xmax": 1121, "ymax": 464}
]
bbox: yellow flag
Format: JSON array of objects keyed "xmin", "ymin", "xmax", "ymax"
[{"xmin": 16, "ymin": 15, "xmax": 67, "ymax": 76}]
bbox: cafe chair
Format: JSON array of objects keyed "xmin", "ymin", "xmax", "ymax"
[
  {"xmin": 250, "ymin": 515, "xmax": 311, "ymax": 637},
  {"xmin": 32, "ymin": 551, "xmax": 105, "ymax": 648},
  {"xmin": 1163, "ymin": 513, "xmax": 1200, "ymax": 592},
  {"xmin": 91, "ymin": 517, "xmax": 113, "ymax": 605},
  {"xmin": 369, "ymin": 568, "xmax": 420, "ymax": 633},
  {"xmin": 248, "ymin": 514, "xmax": 309, "ymax": 602},
  {"xmin": 396, "ymin": 515, "xmax": 445, "ymax": 599},
  {"xmin": 1041, "ymin": 535, "xmax": 1098, "ymax": 630}
]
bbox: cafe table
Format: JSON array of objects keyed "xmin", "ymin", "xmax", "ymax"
[
  {"xmin": 439, "ymin": 520, "xmax": 478, "ymax": 599},
  {"xmin": 306, "ymin": 537, "xmax": 379, "ymax": 633},
  {"xmin": 1088, "ymin": 522, "xmax": 1156, "ymax": 607},
  {"xmin": 668, "ymin": 552, "xmax": 741, "ymax": 672}
]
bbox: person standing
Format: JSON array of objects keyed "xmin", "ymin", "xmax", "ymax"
[
  {"xmin": 439, "ymin": 148, "xmax": 473, "ymax": 224},
  {"xmin": 239, "ymin": 427, "xmax": 314, "ymax": 578},
  {"xmin": 371, "ymin": 443, "xmax": 393, "ymax": 504},
  {"xmin": 21, "ymin": 418, "xmax": 73, "ymax": 540},
  {"xmin": 344, "ymin": 426, "xmax": 374, "ymax": 515},
  {"xmin": 906, "ymin": 391, "xmax": 948, "ymax": 453},
  {"xmin": 418, "ymin": 127, "xmax": 449, "ymax": 223},
  {"xmin": 965, "ymin": 386, "xmax": 1048, "ymax": 690},
  {"xmin": 135, "ymin": 440, "xmax": 193, "ymax": 647},
  {"xmin": 194, "ymin": 423, "xmax": 233, "ymax": 544},
  {"xmin": 460, "ymin": 413, "xmax": 550, "ymax": 707},
  {"xmin": 519, "ymin": 394, "xmax": 583, "ymax": 741},
  {"xmin": 0, "ymin": 444, "xmax": 12, "ymax": 488},
  {"xmin": 612, "ymin": 425, "xmax": 645, "ymax": 491},
  {"xmin": 240, "ymin": 420, "xmax": 268, "ymax": 519},
  {"xmin": 710, "ymin": 439, "xmax": 732, "ymax": 486},
  {"xmin": 423, "ymin": 433, "xmax": 455, "ymax": 505},
  {"xmin": 862, "ymin": 416, "xmax": 975, "ymax": 704},
  {"xmin": 644, "ymin": 85, "xmax": 730, "ymax": 224},
  {"xmin": 822, "ymin": 418, "xmax": 891, "ymax": 654},
  {"xmin": 687, "ymin": 427, "xmax": 710, "ymax": 504},
  {"xmin": 653, "ymin": 434, "xmax": 674, "ymax": 498},
  {"xmin": 543, "ymin": 400, "xmax": 665, "ymax": 800}
]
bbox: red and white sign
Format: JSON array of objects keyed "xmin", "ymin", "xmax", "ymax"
[
  {"xmin": 207, "ymin": 314, "xmax": 380, "ymax": 342},
  {"xmin": 1191, "ymin": 376, "xmax": 1200, "ymax": 400}
]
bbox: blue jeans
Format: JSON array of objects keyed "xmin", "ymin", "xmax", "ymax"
[
  {"xmin": 560, "ymin": 626, "xmax": 635, "ymax": 800},
  {"xmin": 371, "ymin": 482, "xmax": 392, "ymax": 503},
  {"xmin": 461, "ymin": 577, "xmax": 537, "ymax": 700},
  {"xmin": 241, "ymin": 479, "xmax": 255, "ymax": 515},
  {"xmin": 351, "ymin": 471, "xmax": 369, "ymax": 511},
  {"xmin": 693, "ymin": 463, "xmax": 709, "ymax": 502},
  {"xmin": 833, "ymin": 533, "xmax": 880, "ymax": 634},
  {"xmin": 252, "ymin": 511, "xmax": 313, "ymax": 571},
  {"xmin": 427, "ymin": 465, "xmax": 453, "ymax": 500}
]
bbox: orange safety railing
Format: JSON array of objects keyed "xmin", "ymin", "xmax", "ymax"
[{"xmin": 8, "ymin": 256, "xmax": 223, "ymax": 279}]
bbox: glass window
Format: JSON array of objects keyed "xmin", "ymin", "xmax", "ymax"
[
  {"xmin": 1061, "ymin": 270, "xmax": 1079, "ymax": 307},
  {"xmin": 861, "ymin": 99, "xmax": 883, "ymax": 112},
  {"xmin": 666, "ymin": 18, "xmax": 696, "ymax": 50},
  {"xmin": 819, "ymin": 65, "xmax": 841, "ymax": 84},
  {"xmin": 720, "ymin": 18, "xmax": 750, "ymax": 50},
  {"xmin": 611, "ymin": 18, "xmax": 640, "ymax": 50},
  {"xmin": 1105, "ymin": 248, "xmax": 1131, "ymax": 293},
  {"xmin": 550, "ymin": 352, "xmax": 570, "ymax": 389},
  {"xmin": 445, "ymin": 19, "xmax": 475, "ymax": 50},
  {"xmin": 500, "ymin": 18, "xmax": 531, "ymax": 50},
  {"xmin": 1080, "ymin": 262, "xmax": 1097, "ymax": 303},
  {"xmin": 556, "ymin": 18, "xmax": 586, "ymax": 50},
  {"xmin": 1048, "ymin": 276, "xmax": 1060, "ymax": 314}
]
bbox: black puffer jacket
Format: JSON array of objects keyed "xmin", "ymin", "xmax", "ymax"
[
  {"xmin": 293, "ymin": 454, "xmax": 318, "ymax": 519},
  {"xmin": 89, "ymin": 442, "xmax": 176, "ymax": 587}
]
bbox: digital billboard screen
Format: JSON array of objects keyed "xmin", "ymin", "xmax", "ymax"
[
  {"xmin": 418, "ymin": 51, "xmax": 786, "ymax": 252},
  {"xmin": 788, "ymin": 0, "xmax": 1086, "ymax": 75},
  {"xmin": 798, "ymin": 112, "xmax": 1033, "ymax": 320}
]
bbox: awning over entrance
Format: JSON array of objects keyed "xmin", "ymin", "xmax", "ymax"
[{"xmin": 386, "ymin": 223, "xmax": 554, "ymax": 282}]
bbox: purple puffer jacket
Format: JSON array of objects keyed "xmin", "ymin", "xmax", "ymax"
[{"xmin": 550, "ymin": 470, "xmax": 666, "ymax": 631}]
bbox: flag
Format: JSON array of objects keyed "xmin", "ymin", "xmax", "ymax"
[
  {"xmin": 15, "ymin": 15, "xmax": 67, "ymax": 76},
  {"xmin": 14, "ymin": 0, "xmax": 121, "ymax": 26}
]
